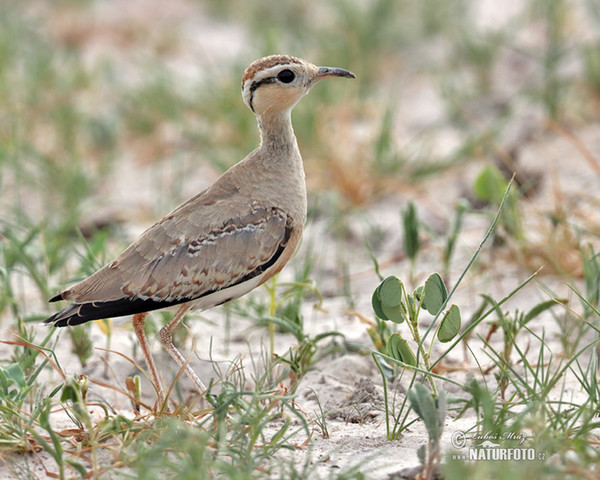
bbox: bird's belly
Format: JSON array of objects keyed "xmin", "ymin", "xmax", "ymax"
[{"xmin": 188, "ymin": 272, "xmax": 267, "ymax": 312}]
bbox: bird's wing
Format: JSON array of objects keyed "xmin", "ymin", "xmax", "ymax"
[
  {"xmin": 122, "ymin": 204, "xmax": 292, "ymax": 302},
  {"xmin": 57, "ymin": 201, "xmax": 292, "ymax": 305}
]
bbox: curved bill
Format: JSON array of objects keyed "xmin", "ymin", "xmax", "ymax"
[{"xmin": 316, "ymin": 66, "xmax": 356, "ymax": 79}]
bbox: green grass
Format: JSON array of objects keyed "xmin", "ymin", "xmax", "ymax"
[{"xmin": 1, "ymin": 0, "xmax": 600, "ymax": 478}]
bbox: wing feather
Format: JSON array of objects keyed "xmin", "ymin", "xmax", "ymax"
[
  {"xmin": 56, "ymin": 204, "xmax": 291, "ymax": 304},
  {"xmin": 128, "ymin": 209, "xmax": 289, "ymax": 302}
]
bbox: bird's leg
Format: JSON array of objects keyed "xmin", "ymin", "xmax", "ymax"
[
  {"xmin": 158, "ymin": 304, "xmax": 207, "ymax": 395},
  {"xmin": 132, "ymin": 312, "xmax": 166, "ymax": 408}
]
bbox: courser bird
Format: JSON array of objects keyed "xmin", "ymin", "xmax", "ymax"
[{"xmin": 44, "ymin": 55, "xmax": 355, "ymax": 406}]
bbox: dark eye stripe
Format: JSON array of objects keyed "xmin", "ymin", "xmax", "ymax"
[{"xmin": 247, "ymin": 77, "xmax": 276, "ymax": 112}]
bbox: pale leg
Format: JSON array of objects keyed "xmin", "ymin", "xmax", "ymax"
[
  {"xmin": 132, "ymin": 313, "xmax": 166, "ymax": 407},
  {"xmin": 158, "ymin": 304, "xmax": 207, "ymax": 394}
]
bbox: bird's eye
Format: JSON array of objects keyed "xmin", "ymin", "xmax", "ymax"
[{"xmin": 277, "ymin": 69, "xmax": 295, "ymax": 83}]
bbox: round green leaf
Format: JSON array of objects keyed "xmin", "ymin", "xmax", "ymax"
[
  {"xmin": 386, "ymin": 333, "xmax": 402, "ymax": 360},
  {"xmin": 381, "ymin": 302, "xmax": 405, "ymax": 324},
  {"xmin": 379, "ymin": 275, "xmax": 403, "ymax": 307},
  {"xmin": 398, "ymin": 341, "xmax": 417, "ymax": 367},
  {"xmin": 387, "ymin": 333, "xmax": 417, "ymax": 366},
  {"xmin": 402, "ymin": 202, "xmax": 421, "ymax": 260},
  {"xmin": 423, "ymin": 273, "xmax": 447, "ymax": 315},
  {"xmin": 474, "ymin": 165, "xmax": 508, "ymax": 204},
  {"xmin": 437, "ymin": 304, "xmax": 461, "ymax": 343},
  {"xmin": 372, "ymin": 286, "xmax": 389, "ymax": 320}
]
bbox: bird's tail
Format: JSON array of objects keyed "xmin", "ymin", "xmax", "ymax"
[{"xmin": 43, "ymin": 296, "xmax": 188, "ymax": 327}]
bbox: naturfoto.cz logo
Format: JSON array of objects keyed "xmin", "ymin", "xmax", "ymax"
[{"xmin": 450, "ymin": 430, "xmax": 546, "ymax": 462}]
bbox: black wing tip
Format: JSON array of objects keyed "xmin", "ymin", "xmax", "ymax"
[
  {"xmin": 42, "ymin": 310, "xmax": 72, "ymax": 327},
  {"xmin": 49, "ymin": 293, "xmax": 64, "ymax": 303},
  {"xmin": 42, "ymin": 296, "xmax": 191, "ymax": 328},
  {"xmin": 42, "ymin": 315, "xmax": 57, "ymax": 326}
]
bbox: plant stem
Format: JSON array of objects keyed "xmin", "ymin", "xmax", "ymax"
[
  {"xmin": 372, "ymin": 353, "xmax": 391, "ymax": 440},
  {"xmin": 407, "ymin": 317, "xmax": 438, "ymax": 396},
  {"xmin": 404, "ymin": 287, "xmax": 438, "ymax": 396}
]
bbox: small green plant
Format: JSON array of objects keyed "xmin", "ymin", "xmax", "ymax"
[
  {"xmin": 201, "ymin": 374, "xmax": 311, "ymax": 476},
  {"xmin": 473, "ymin": 165, "xmax": 523, "ymax": 243},
  {"xmin": 372, "ymin": 272, "xmax": 462, "ymax": 394},
  {"xmin": 369, "ymin": 179, "xmax": 526, "ymax": 441},
  {"xmin": 29, "ymin": 398, "xmax": 87, "ymax": 479},
  {"xmin": 401, "ymin": 201, "xmax": 421, "ymax": 280},
  {"xmin": 370, "ymin": 272, "xmax": 461, "ymax": 440},
  {"xmin": 535, "ymin": 0, "xmax": 570, "ymax": 119},
  {"xmin": 372, "ymin": 107, "xmax": 406, "ymax": 175},
  {"xmin": 408, "ymin": 383, "xmax": 446, "ymax": 480},
  {"xmin": 580, "ymin": 243, "xmax": 600, "ymax": 319},
  {"xmin": 584, "ymin": 43, "xmax": 600, "ymax": 94},
  {"xmin": 231, "ymin": 268, "xmax": 345, "ymax": 388},
  {"xmin": 68, "ymin": 325, "xmax": 94, "ymax": 368},
  {"xmin": 309, "ymin": 388, "xmax": 330, "ymax": 439},
  {"xmin": 262, "ymin": 274, "xmax": 321, "ymax": 358},
  {"xmin": 480, "ymin": 294, "xmax": 564, "ymax": 399},
  {"xmin": 0, "ymin": 352, "xmax": 70, "ymax": 476},
  {"xmin": 441, "ymin": 199, "xmax": 469, "ymax": 282},
  {"xmin": 454, "ymin": 376, "xmax": 499, "ymax": 436},
  {"xmin": 446, "ymin": 316, "xmax": 600, "ymax": 479}
]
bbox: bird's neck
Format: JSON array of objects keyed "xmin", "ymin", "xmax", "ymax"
[
  {"xmin": 249, "ymin": 109, "xmax": 307, "ymax": 225},
  {"xmin": 257, "ymin": 110, "xmax": 299, "ymax": 154}
]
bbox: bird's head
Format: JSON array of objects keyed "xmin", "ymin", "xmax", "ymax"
[{"xmin": 241, "ymin": 55, "xmax": 355, "ymax": 116}]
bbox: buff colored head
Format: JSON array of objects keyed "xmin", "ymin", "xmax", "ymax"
[{"xmin": 241, "ymin": 55, "xmax": 355, "ymax": 115}]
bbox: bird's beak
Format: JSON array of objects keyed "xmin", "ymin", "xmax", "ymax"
[{"xmin": 316, "ymin": 66, "xmax": 356, "ymax": 80}]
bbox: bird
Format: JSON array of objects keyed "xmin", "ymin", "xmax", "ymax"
[{"xmin": 44, "ymin": 55, "xmax": 355, "ymax": 406}]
